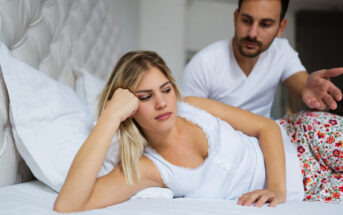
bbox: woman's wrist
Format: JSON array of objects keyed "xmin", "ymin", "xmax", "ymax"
[
  {"xmin": 101, "ymin": 106, "xmax": 123, "ymax": 121},
  {"xmin": 267, "ymin": 183, "xmax": 286, "ymax": 193},
  {"xmin": 97, "ymin": 109, "xmax": 122, "ymax": 130}
]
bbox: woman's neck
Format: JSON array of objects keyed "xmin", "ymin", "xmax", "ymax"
[{"xmin": 143, "ymin": 117, "xmax": 185, "ymax": 152}]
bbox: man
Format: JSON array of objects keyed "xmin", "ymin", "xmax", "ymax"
[{"xmin": 182, "ymin": 0, "xmax": 343, "ymax": 118}]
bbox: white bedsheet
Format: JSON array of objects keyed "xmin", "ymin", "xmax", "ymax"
[{"xmin": 0, "ymin": 180, "xmax": 342, "ymax": 215}]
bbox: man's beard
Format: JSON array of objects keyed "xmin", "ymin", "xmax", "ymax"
[{"xmin": 237, "ymin": 36, "xmax": 263, "ymax": 58}]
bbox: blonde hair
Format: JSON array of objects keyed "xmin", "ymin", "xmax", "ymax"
[{"xmin": 98, "ymin": 51, "xmax": 180, "ymax": 184}]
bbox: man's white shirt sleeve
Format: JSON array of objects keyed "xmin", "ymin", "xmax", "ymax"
[
  {"xmin": 280, "ymin": 39, "xmax": 306, "ymax": 82},
  {"xmin": 182, "ymin": 53, "xmax": 211, "ymax": 98}
]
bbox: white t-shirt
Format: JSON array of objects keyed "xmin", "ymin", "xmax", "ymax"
[{"xmin": 182, "ymin": 38, "xmax": 306, "ymax": 118}]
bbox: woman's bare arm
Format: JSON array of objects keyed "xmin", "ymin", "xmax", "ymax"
[
  {"xmin": 54, "ymin": 89, "xmax": 163, "ymax": 212},
  {"xmin": 54, "ymin": 156, "xmax": 163, "ymax": 212},
  {"xmin": 184, "ymin": 97, "xmax": 286, "ymax": 207}
]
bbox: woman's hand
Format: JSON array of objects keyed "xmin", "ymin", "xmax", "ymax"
[
  {"xmin": 104, "ymin": 88, "xmax": 139, "ymax": 122},
  {"xmin": 237, "ymin": 188, "xmax": 286, "ymax": 207}
]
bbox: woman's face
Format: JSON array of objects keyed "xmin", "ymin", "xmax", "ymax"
[{"xmin": 133, "ymin": 66, "xmax": 178, "ymax": 133}]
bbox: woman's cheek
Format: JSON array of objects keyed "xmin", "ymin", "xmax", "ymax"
[{"xmin": 134, "ymin": 103, "xmax": 151, "ymax": 123}]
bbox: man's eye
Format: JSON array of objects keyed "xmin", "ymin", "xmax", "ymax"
[
  {"xmin": 139, "ymin": 95, "xmax": 152, "ymax": 101},
  {"xmin": 261, "ymin": 22, "xmax": 272, "ymax": 28},
  {"xmin": 242, "ymin": 19, "xmax": 251, "ymax": 24},
  {"xmin": 162, "ymin": 88, "xmax": 171, "ymax": 93}
]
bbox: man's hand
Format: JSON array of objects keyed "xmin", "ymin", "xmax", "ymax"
[
  {"xmin": 237, "ymin": 189, "xmax": 286, "ymax": 207},
  {"xmin": 302, "ymin": 68, "xmax": 343, "ymax": 110}
]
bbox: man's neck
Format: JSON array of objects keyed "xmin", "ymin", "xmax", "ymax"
[{"xmin": 232, "ymin": 38, "xmax": 260, "ymax": 77}]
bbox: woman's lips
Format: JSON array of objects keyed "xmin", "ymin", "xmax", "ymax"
[{"xmin": 155, "ymin": 112, "xmax": 172, "ymax": 120}]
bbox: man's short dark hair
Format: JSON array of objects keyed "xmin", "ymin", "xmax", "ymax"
[{"xmin": 238, "ymin": 0, "xmax": 290, "ymax": 21}]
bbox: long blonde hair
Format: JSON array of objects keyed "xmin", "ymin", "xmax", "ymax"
[{"xmin": 98, "ymin": 51, "xmax": 180, "ymax": 184}]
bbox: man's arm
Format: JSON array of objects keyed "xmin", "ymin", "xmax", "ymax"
[
  {"xmin": 283, "ymin": 71, "xmax": 308, "ymax": 112},
  {"xmin": 283, "ymin": 71, "xmax": 308, "ymax": 96}
]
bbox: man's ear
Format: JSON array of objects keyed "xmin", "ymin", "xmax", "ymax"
[
  {"xmin": 276, "ymin": 18, "xmax": 287, "ymax": 37},
  {"xmin": 234, "ymin": 9, "xmax": 239, "ymax": 24}
]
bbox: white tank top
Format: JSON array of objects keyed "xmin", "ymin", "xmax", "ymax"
[{"xmin": 144, "ymin": 102, "xmax": 304, "ymax": 200}]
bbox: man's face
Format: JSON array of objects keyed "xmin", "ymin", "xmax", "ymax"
[{"xmin": 234, "ymin": 0, "xmax": 286, "ymax": 58}]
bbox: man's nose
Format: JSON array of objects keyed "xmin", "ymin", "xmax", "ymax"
[{"xmin": 247, "ymin": 23, "xmax": 258, "ymax": 39}]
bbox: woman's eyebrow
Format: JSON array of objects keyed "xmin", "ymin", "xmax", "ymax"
[
  {"xmin": 160, "ymin": 81, "xmax": 171, "ymax": 88},
  {"xmin": 135, "ymin": 81, "xmax": 171, "ymax": 93}
]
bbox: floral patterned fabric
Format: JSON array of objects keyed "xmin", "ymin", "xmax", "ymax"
[{"xmin": 277, "ymin": 111, "xmax": 343, "ymax": 203}]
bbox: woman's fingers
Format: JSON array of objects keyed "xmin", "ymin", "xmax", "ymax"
[
  {"xmin": 237, "ymin": 189, "xmax": 284, "ymax": 207},
  {"xmin": 238, "ymin": 190, "xmax": 264, "ymax": 206},
  {"xmin": 268, "ymin": 198, "xmax": 279, "ymax": 207},
  {"xmin": 254, "ymin": 194, "xmax": 271, "ymax": 207},
  {"xmin": 106, "ymin": 88, "xmax": 139, "ymax": 121}
]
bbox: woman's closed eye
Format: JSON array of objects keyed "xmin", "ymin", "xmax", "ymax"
[
  {"xmin": 138, "ymin": 94, "xmax": 152, "ymax": 101},
  {"xmin": 137, "ymin": 88, "xmax": 171, "ymax": 101},
  {"xmin": 162, "ymin": 88, "xmax": 171, "ymax": 94}
]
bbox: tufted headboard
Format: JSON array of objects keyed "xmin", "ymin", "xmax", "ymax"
[{"xmin": 0, "ymin": 0, "xmax": 120, "ymax": 187}]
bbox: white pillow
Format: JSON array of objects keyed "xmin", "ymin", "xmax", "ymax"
[
  {"xmin": 0, "ymin": 43, "xmax": 93, "ymax": 192},
  {"xmin": 73, "ymin": 67, "xmax": 105, "ymax": 122},
  {"xmin": 130, "ymin": 187, "xmax": 173, "ymax": 199}
]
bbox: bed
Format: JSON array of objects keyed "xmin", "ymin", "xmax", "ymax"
[
  {"xmin": 0, "ymin": 0, "xmax": 342, "ymax": 214},
  {"xmin": 0, "ymin": 180, "xmax": 342, "ymax": 215}
]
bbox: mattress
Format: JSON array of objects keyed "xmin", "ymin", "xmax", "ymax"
[{"xmin": 0, "ymin": 180, "xmax": 342, "ymax": 215}]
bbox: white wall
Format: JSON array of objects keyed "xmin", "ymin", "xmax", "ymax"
[
  {"xmin": 282, "ymin": 13, "xmax": 296, "ymax": 47},
  {"xmin": 105, "ymin": 0, "xmax": 140, "ymax": 54},
  {"xmin": 105, "ymin": 0, "xmax": 188, "ymax": 85},
  {"xmin": 138, "ymin": 0, "xmax": 187, "ymax": 85},
  {"xmin": 186, "ymin": 0, "xmax": 236, "ymax": 51}
]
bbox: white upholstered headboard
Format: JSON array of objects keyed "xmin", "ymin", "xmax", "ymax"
[{"xmin": 0, "ymin": 0, "xmax": 121, "ymax": 187}]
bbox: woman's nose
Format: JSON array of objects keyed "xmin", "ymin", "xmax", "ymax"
[{"xmin": 155, "ymin": 94, "xmax": 167, "ymax": 110}]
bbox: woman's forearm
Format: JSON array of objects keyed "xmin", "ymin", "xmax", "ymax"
[
  {"xmin": 258, "ymin": 121, "xmax": 286, "ymax": 192},
  {"xmin": 55, "ymin": 110, "xmax": 121, "ymax": 211},
  {"xmin": 55, "ymin": 88, "xmax": 139, "ymax": 211}
]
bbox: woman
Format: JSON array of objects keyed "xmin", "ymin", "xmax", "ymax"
[{"xmin": 54, "ymin": 51, "xmax": 342, "ymax": 212}]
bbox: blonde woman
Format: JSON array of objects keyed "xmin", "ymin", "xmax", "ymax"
[{"xmin": 54, "ymin": 51, "xmax": 342, "ymax": 212}]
